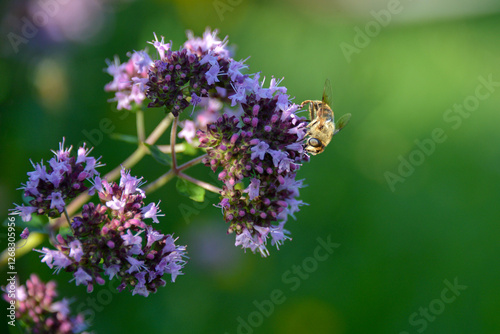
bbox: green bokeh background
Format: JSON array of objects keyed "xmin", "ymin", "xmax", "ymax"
[{"xmin": 1, "ymin": 0, "xmax": 500, "ymax": 333}]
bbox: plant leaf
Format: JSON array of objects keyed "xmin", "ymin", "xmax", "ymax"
[
  {"xmin": 110, "ymin": 133, "xmax": 139, "ymax": 144},
  {"xmin": 180, "ymin": 142, "xmax": 198, "ymax": 156},
  {"xmin": 144, "ymin": 143, "xmax": 172, "ymax": 166},
  {"xmin": 176, "ymin": 178, "xmax": 205, "ymax": 202}
]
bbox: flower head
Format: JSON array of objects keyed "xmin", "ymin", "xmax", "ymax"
[
  {"xmin": 10, "ymin": 139, "xmax": 103, "ymax": 222},
  {"xmin": 107, "ymin": 29, "xmax": 312, "ymax": 257},
  {"xmin": 2, "ymin": 274, "xmax": 90, "ymax": 333},
  {"xmin": 36, "ymin": 168, "xmax": 187, "ymax": 296},
  {"xmin": 145, "ymin": 29, "xmax": 234, "ymax": 116},
  {"xmin": 197, "ymin": 91, "xmax": 308, "ymax": 256},
  {"xmin": 183, "ymin": 32, "xmax": 309, "ymax": 256},
  {"xmin": 105, "ymin": 49, "xmax": 153, "ymax": 110}
]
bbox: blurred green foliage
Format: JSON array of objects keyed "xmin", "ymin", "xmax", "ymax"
[{"xmin": 1, "ymin": 0, "xmax": 500, "ymax": 333}]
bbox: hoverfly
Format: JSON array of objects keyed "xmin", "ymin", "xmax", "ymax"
[{"xmin": 300, "ymin": 79, "xmax": 351, "ymax": 155}]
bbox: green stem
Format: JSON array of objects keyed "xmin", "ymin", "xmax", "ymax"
[
  {"xmin": 0, "ymin": 114, "xmax": 220, "ymax": 268},
  {"xmin": 145, "ymin": 154, "xmax": 208, "ymax": 194},
  {"xmin": 136, "ymin": 109, "xmax": 145, "ymax": 143},
  {"xmin": 178, "ymin": 154, "xmax": 207, "ymax": 171},
  {"xmin": 99, "ymin": 113, "xmax": 175, "ymax": 182},
  {"xmin": 63, "ymin": 208, "xmax": 71, "ymax": 225},
  {"xmin": 147, "ymin": 113, "xmax": 175, "ymax": 145},
  {"xmin": 178, "ymin": 172, "xmax": 223, "ymax": 194},
  {"xmin": 143, "ymin": 169, "xmax": 176, "ymax": 194},
  {"xmin": 171, "ymin": 116, "xmax": 178, "ymax": 171},
  {"xmin": 157, "ymin": 144, "xmax": 186, "ymax": 154},
  {"xmin": 14, "ymin": 113, "xmax": 176, "ymax": 254}
]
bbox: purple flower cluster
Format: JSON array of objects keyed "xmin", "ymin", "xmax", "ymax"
[
  {"xmin": 105, "ymin": 29, "xmax": 311, "ymax": 256},
  {"xmin": 11, "ymin": 139, "xmax": 102, "ymax": 222},
  {"xmin": 105, "ymin": 49, "xmax": 152, "ymax": 110},
  {"xmin": 145, "ymin": 29, "xmax": 309, "ymax": 256},
  {"xmin": 145, "ymin": 30, "xmax": 232, "ymax": 116},
  {"xmin": 36, "ymin": 169, "xmax": 187, "ymax": 297},
  {"xmin": 198, "ymin": 92, "xmax": 309, "ymax": 256},
  {"xmin": 2, "ymin": 274, "xmax": 90, "ymax": 333}
]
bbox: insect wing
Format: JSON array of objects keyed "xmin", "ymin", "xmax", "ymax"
[
  {"xmin": 334, "ymin": 113, "xmax": 351, "ymax": 134},
  {"xmin": 317, "ymin": 79, "xmax": 334, "ymax": 122},
  {"xmin": 322, "ymin": 78, "xmax": 334, "ymax": 107}
]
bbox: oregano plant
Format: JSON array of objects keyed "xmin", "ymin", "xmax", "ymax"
[{"xmin": 3, "ymin": 28, "xmax": 349, "ymax": 333}]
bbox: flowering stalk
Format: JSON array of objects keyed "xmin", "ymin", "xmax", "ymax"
[
  {"xmin": 143, "ymin": 152, "xmax": 214, "ymax": 194},
  {"xmin": 142, "ymin": 29, "xmax": 310, "ymax": 256},
  {"xmin": 36, "ymin": 169, "xmax": 187, "ymax": 297},
  {"xmin": 2, "ymin": 26, "xmax": 353, "ymax": 334},
  {"xmin": 6, "ymin": 28, "xmax": 340, "ymax": 279},
  {"xmin": 0, "ymin": 114, "xmax": 176, "ymax": 267},
  {"xmin": 8, "ymin": 141, "xmax": 187, "ymax": 297},
  {"xmin": 94, "ymin": 28, "xmax": 312, "ymax": 257}
]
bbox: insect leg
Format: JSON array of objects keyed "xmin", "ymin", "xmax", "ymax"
[{"xmin": 300, "ymin": 100, "xmax": 316, "ymax": 121}]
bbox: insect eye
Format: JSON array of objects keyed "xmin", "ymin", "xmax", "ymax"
[{"xmin": 308, "ymin": 138, "xmax": 321, "ymax": 147}]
